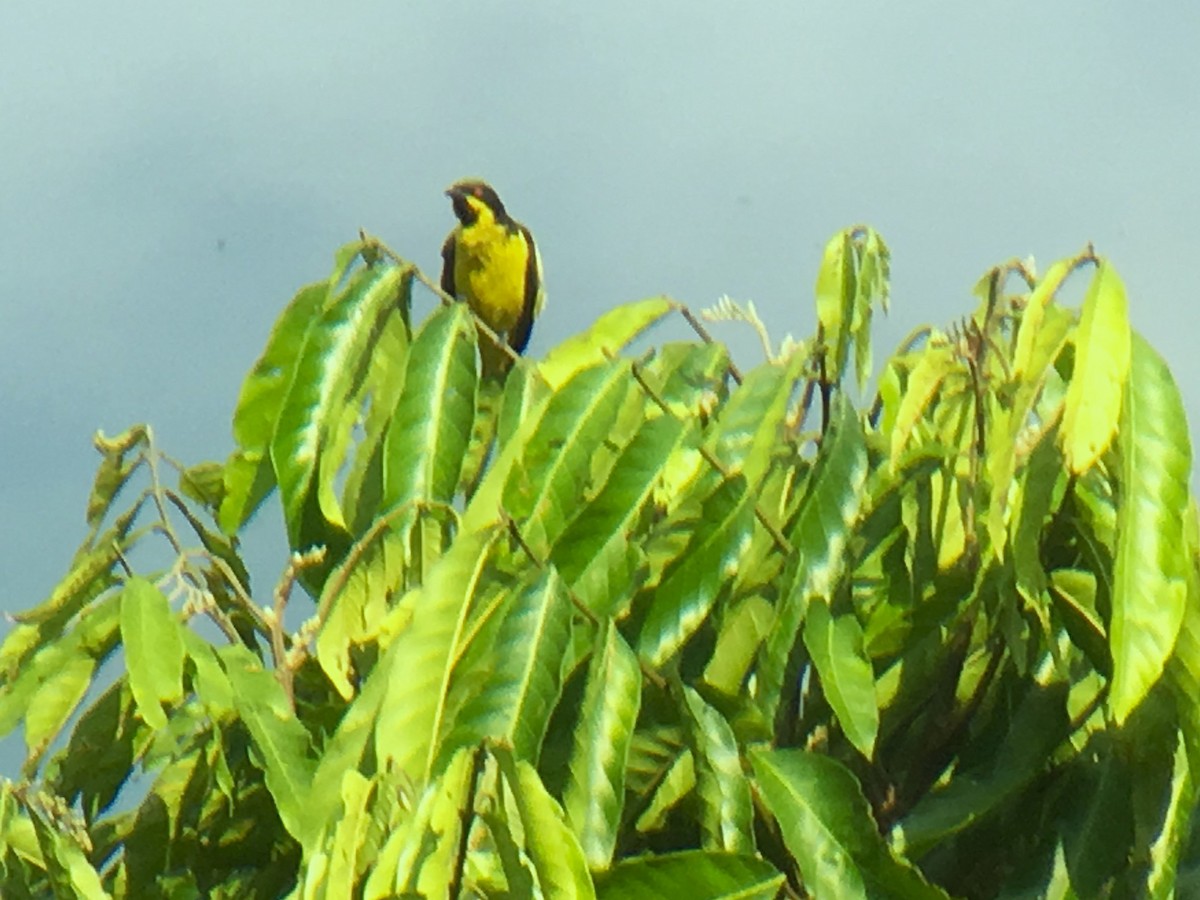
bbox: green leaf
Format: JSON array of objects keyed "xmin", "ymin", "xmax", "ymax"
[
  {"xmin": 373, "ymin": 528, "xmax": 498, "ymax": 784},
  {"xmin": 816, "ymin": 230, "xmax": 856, "ymax": 382},
  {"xmin": 495, "ymin": 748, "xmax": 597, "ymax": 899},
  {"xmin": 634, "ymin": 751, "xmax": 694, "ymax": 837},
  {"xmin": 392, "ymin": 745, "xmax": 479, "ymax": 898},
  {"xmin": 538, "ymin": 297, "xmax": 674, "ymax": 390},
  {"xmin": 894, "ymin": 680, "xmax": 1071, "ymax": 856},
  {"xmin": 1108, "ymin": 332, "xmax": 1191, "ymax": 723},
  {"xmin": 271, "ymin": 263, "xmax": 408, "ymax": 543},
  {"xmin": 309, "ymin": 640, "xmax": 400, "ymax": 830},
  {"xmin": 25, "ymin": 656, "xmax": 95, "ymax": 768},
  {"xmin": 702, "ymin": 595, "xmax": 773, "ymax": 698},
  {"xmin": 804, "ymin": 597, "xmax": 878, "ymax": 759},
  {"xmin": 704, "ymin": 354, "xmax": 805, "ymax": 491},
  {"xmin": 595, "ymin": 850, "xmax": 784, "ymax": 900},
  {"xmin": 563, "ymin": 622, "xmax": 642, "ymax": 868},
  {"xmin": 435, "ymin": 567, "xmax": 573, "ymax": 767},
  {"xmin": 503, "ymin": 360, "xmax": 633, "ymax": 559},
  {"xmin": 752, "ymin": 748, "xmax": 946, "ymax": 900},
  {"xmin": 1060, "ymin": 733, "xmax": 1131, "ymax": 897},
  {"xmin": 1012, "ymin": 257, "xmax": 1073, "ymax": 381},
  {"xmin": 321, "ymin": 770, "xmax": 374, "ymax": 898},
  {"xmin": 1061, "ymin": 261, "xmax": 1131, "ymax": 474},
  {"xmin": 1146, "ymin": 730, "xmax": 1194, "ymax": 898},
  {"xmin": 220, "ymin": 645, "xmax": 316, "ymax": 848},
  {"xmin": 636, "ymin": 475, "xmax": 755, "ymax": 667},
  {"xmin": 27, "ymin": 806, "xmax": 110, "ymax": 900},
  {"xmin": 680, "ymin": 686, "xmax": 754, "ymax": 854},
  {"xmin": 219, "ymin": 265, "xmax": 334, "ymax": 534},
  {"xmin": 552, "ymin": 414, "xmax": 693, "ymax": 619},
  {"xmin": 341, "ymin": 287, "xmax": 412, "ymax": 534},
  {"xmin": 759, "ymin": 397, "xmax": 868, "ymax": 722},
  {"xmin": 15, "ymin": 595, "xmax": 121, "ymax": 766},
  {"xmin": 383, "ymin": 302, "xmax": 477, "ymax": 509},
  {"xmin": 119, "ymin": 578, "xmax": 185, "ymax": 730},
  {"xmin": 315, "ymin": 505, "xmax": 417, "ymax": 699},
  {"xmin": 889, "ymin": 343, "xmax": 957, "ymax": 463}
]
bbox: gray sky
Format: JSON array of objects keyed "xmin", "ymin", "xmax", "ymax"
[{"xmin": 3, "ymin": 3, "xmax": 1198, "ymax": 635}]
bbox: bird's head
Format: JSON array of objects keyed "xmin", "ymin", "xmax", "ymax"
[{"xmin": 446, "ymin": 179, "xmax": 509, "ymax": 227}]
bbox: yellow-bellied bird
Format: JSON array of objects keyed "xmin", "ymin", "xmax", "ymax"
[{"xmin": 441, "ymin": 179, "xmax": 545, "ymax": 378}]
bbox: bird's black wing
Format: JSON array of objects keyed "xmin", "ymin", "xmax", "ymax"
[
  {"xmin": 509, "ymin": 224, "xmax": 540, "ymax": 355},
  {"xmin": 440, "ymin": 231, "xmax": 457, "ymax": 298}
]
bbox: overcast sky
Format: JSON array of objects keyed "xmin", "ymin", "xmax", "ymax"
[{"xmin": 3, "ymin": 3, "xmax": 1198, "ymax": 643}]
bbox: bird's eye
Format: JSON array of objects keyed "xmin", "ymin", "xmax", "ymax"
[{"xmin": 472, "ymin": 185, "xmax": 483, "ymax": 198}]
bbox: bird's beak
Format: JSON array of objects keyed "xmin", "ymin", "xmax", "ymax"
[{"xmin": 445, "ymin": 185, "xmax": 462, "ymax": 199}]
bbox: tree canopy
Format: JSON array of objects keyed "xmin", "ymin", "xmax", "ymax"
[{"xmin": 1, "ymin": 229, "xmax": 1197, "ymax": 898}]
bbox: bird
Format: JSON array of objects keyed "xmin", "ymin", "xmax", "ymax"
[{"xmin": 441, "ymin": 179, "xmax": 545, "ymax": 379}]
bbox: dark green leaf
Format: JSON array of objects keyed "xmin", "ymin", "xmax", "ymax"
[
  {"xmin": 752, "ymin": 748, "xmax": 946, "ymax": 899},
  {"xmin": 220, "ymin": 645, "xmax": 316, "ymax": 848},
  {"xmin": 759, "ymin": 396, "xmax": 868, "ymax": 722},
  {"xmin": 595, "ymin": 850, "xmax": 784, "ymax": 900}
]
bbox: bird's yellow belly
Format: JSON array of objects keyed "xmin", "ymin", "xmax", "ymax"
[{"xmin": 454, "ymin": 229, "xmax": 528, "ymax": 334}]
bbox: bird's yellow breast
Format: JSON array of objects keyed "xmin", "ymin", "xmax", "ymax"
[{"xmin": 452, "ymin": 219, "xmax": 531, "ymax": 334}]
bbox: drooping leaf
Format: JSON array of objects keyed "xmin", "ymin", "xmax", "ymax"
[
  {"xmin": 1109, "ymin": 333, "xmax": 1191, "ymax": 723},
  {"xmin": 563, "ymin": 622, "xmax": 642, "ymax": 869},
  {"xmin": 382, "ymin": 302, "xmax": 477, "ymax": 510},
  {"xmin": 502, "ymin": 360, "xmax": 633, "ymax": 559},
  {"xmin": 392, "ymin": 745, "xmax": 479, "ymax": 898},
  {"xmin": 1061, "ymin": 261, "xmax": 1131, "ymax": 474},
  {"xmin": 319, "ymin": 770, "xmax": 374, "ymax": 899},
  {"xmin": 16, "ymin": 595, "xmax": 121, "ymax": 767},
  {"xmin": 435, "ymin": 567, "xmax": 573, "ymax": 768},
  {"xmin": 373, "ymin": 528, "xmax": 499, "ymax": 785},
  {"xmin": 220, "ymin": 247, "xmax": 348, "ymax": 535},
  {"xmin": 85, "ymin": 426, "xmax": 147, "ymax": 528},
  {"xmin": 702, "ymin": 595, "xmax": 773, "ymax": 698},
  {"xmin": 495, "ymin": 747, "xmax": 597, "ymax": 898},
  {"xmin": 27, "ymin": 805, "xmax": 110, "ymax": 900},
  {"xmin": 220, "ymin": 645, "xmax": 316, "ymax": 849},
  {"xmin": 803, "ymin": 597, "xmax": 878, "ymax": 759},
  {"xmin": 703, "ymin": 354, "xmax": 805, "ymax": 492},
  {"xmin": 1060, "ymin": 733, "xmax": 1131, "ymax": 898},
  {"xmin": 636, "ymin": 475, "xmax": 755, "ymax": 668},
  {"xmin": 552, "ymin": 413, "xmax": 694, "ymax": 619},
  {"xmin": 315, "ymin": 505, "xmax": 417, "ymax": 699},
  {"xmin": 759, "ymin": 397, "xmax": 868, "ymax": 722},
  {"xmin": 270, "ymin": 263, "xmax": 408, "ymax": 544},
  {"xmin": 119, "ymin": 577, "xmax": 185, "ymax": 730},
  {"xmin": 680, "ymin": 686, "xmax": 754, "ymax": 853},
  {"xmin": 595, "ymin": 850, "xmax": 784, "ymax": 900},
  {"xmin": 893, "ymin": 679, "xmax": 1071, "ymax": 857},
  {"xmin": 751, "ymin": 747, "xmax": 946, "ymax": 899}
]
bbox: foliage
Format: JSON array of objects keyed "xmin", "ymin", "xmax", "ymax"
[{"xmin": 1, "ymin": 230, "xmax": 1198, "ymax": 898}]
